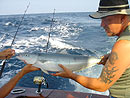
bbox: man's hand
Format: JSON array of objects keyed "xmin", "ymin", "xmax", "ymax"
[
  {"xmin": 98, "ymin": 53, "xmax": 110, "ymax": 65},
  {"xmin": 22, "ymin": 64, "xmax": 40, "ymax": 74},
  {"xmin": 51, "ymin": 64, "xmax": 76, "ymax": 79},
  {"xmin": 0, "ymin": 49, "xmax": 15, "ymax": 59}
]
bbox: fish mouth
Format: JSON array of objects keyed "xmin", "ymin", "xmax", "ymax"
[
  {"xmin": 16, "ymin": 56, "xmax": 27, "ymax": 63},
  {"xmin": 16, "ymin": 55, "xmax": 23, "ymax": 60}
]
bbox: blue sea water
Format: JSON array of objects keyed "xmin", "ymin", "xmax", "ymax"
[{"xmin": 0, "ymin": 12, "xmax": 117, "ymax": 96}]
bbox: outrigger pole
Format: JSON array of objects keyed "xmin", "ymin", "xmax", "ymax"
[{"xmin": 0, "ymin": 2, "xmax": 30, "ymax": 78}]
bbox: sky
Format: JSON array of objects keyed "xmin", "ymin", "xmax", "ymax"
[{"xmin": 0, "ymin": 0, "xmax": 99, "ymax": 15}]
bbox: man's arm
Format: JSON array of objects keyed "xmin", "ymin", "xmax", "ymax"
[
  {"xmin": 0, "ymin": 64, "xmax": 40, "ymax": 98},
  {"xmin": 52, "ymin": 40, "xmax": 130, "ymax": 92},
  {"xmin": 97, "ymin": 40, "xmax": 130, "ymax": 90}
]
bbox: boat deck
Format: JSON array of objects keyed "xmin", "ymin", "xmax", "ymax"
[{"xmin": 6, "ymin": 87, "xmax": 109, "ymax": 98}]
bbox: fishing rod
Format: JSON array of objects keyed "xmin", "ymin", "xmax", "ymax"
[
  {"xmin": 46, "ymin": 9, "xmax": 55, "ymax": 53},
  {"xmin": 36, "ymin": 9, "xmax": 56, "ymax": 93},
  {"xmin": 0, "ymin": 2, "xmax": 30, "ymax": 78}
]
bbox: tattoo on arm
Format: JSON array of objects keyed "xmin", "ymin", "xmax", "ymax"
[
  {"xmin": 100, "ymin": 52, "xmax": 119, "ymax": 84},
  {"xmin": 109, "ymin": 52, "xmax": 118, "ymax": 65}
]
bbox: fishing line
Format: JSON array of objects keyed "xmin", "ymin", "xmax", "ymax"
[{"xmin": 0, "ymin": 2, "xmax": 30, "ymax": 78}]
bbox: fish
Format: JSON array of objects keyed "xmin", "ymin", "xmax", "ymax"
[{"xmin": 17, "ymin": 53, "xmax": 101, "ymax": 74}]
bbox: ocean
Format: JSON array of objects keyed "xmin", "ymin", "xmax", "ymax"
[{"xmin": 0, "ymin": 12, "xmax": 117, "ymax": 96}]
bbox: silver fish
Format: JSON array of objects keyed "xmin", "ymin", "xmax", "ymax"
[{"xmin": 17, "ymin": 53, "xmax": 101, "ymax": 74}]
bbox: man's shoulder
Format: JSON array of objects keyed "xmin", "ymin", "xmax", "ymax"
[{"xmin": 113, "ymin": 40, "xmax": 130, "ymax": 51}]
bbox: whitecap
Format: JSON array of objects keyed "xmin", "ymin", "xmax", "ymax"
[{"xmin": 4, "ymin": 22, "xmax": 14, "ymax": 26}]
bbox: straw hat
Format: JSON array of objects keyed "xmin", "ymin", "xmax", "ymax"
[{"xmin": 89, "ymin": 0, "xmax": 130, "ymax": 19}]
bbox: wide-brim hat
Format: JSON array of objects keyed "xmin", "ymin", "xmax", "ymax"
[{"xmin": 89, "ymin": 0, "xmax": 130, "ymax": 19}]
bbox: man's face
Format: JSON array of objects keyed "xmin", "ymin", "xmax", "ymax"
[{"xmin": 101, "ymin": 15, "xmax": 123, "ymax": 36}]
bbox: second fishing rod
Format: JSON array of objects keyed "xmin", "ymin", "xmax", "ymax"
[
  {"xmin": 35, "ymin": 9, "xmax": 56, "ymax": 94},
  {"xmin": 0, "ymin": 2, "xmax": 30, "ymax": 78}
]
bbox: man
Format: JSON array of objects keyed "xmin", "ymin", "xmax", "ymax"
[{"xmin": 52, "ymin": 0, "xmax": 130, "ymax": 98}]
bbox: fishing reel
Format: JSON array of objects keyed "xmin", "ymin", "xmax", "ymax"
[
  {"xmin": 33, "ymin": 76, "xmax": 46, "ymax": 85},
  {"xmin": 33, "ymin": 76, "xmax": 48, "ymax": 94}
]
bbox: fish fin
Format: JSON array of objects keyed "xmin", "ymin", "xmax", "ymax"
[
  {"xmin": 33, "ymin": 61, "xmax": 49, "ymax": 74},
  {"xmin": 40, "ymin": 68, "xmax": 49, "ymax": 74},
  {"xmin": 32, "ymin": 62, "xmax": 40, "ymax": 68}
]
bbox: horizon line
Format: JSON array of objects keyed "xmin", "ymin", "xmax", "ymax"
[{"xmin": 0, "ymin": 11, "xmax": 94, "ymax": 16}]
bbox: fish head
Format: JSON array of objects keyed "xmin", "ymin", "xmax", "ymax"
[{"xmin": 17, "ymin": 53, "xmax": 38, "ymax": 64}]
